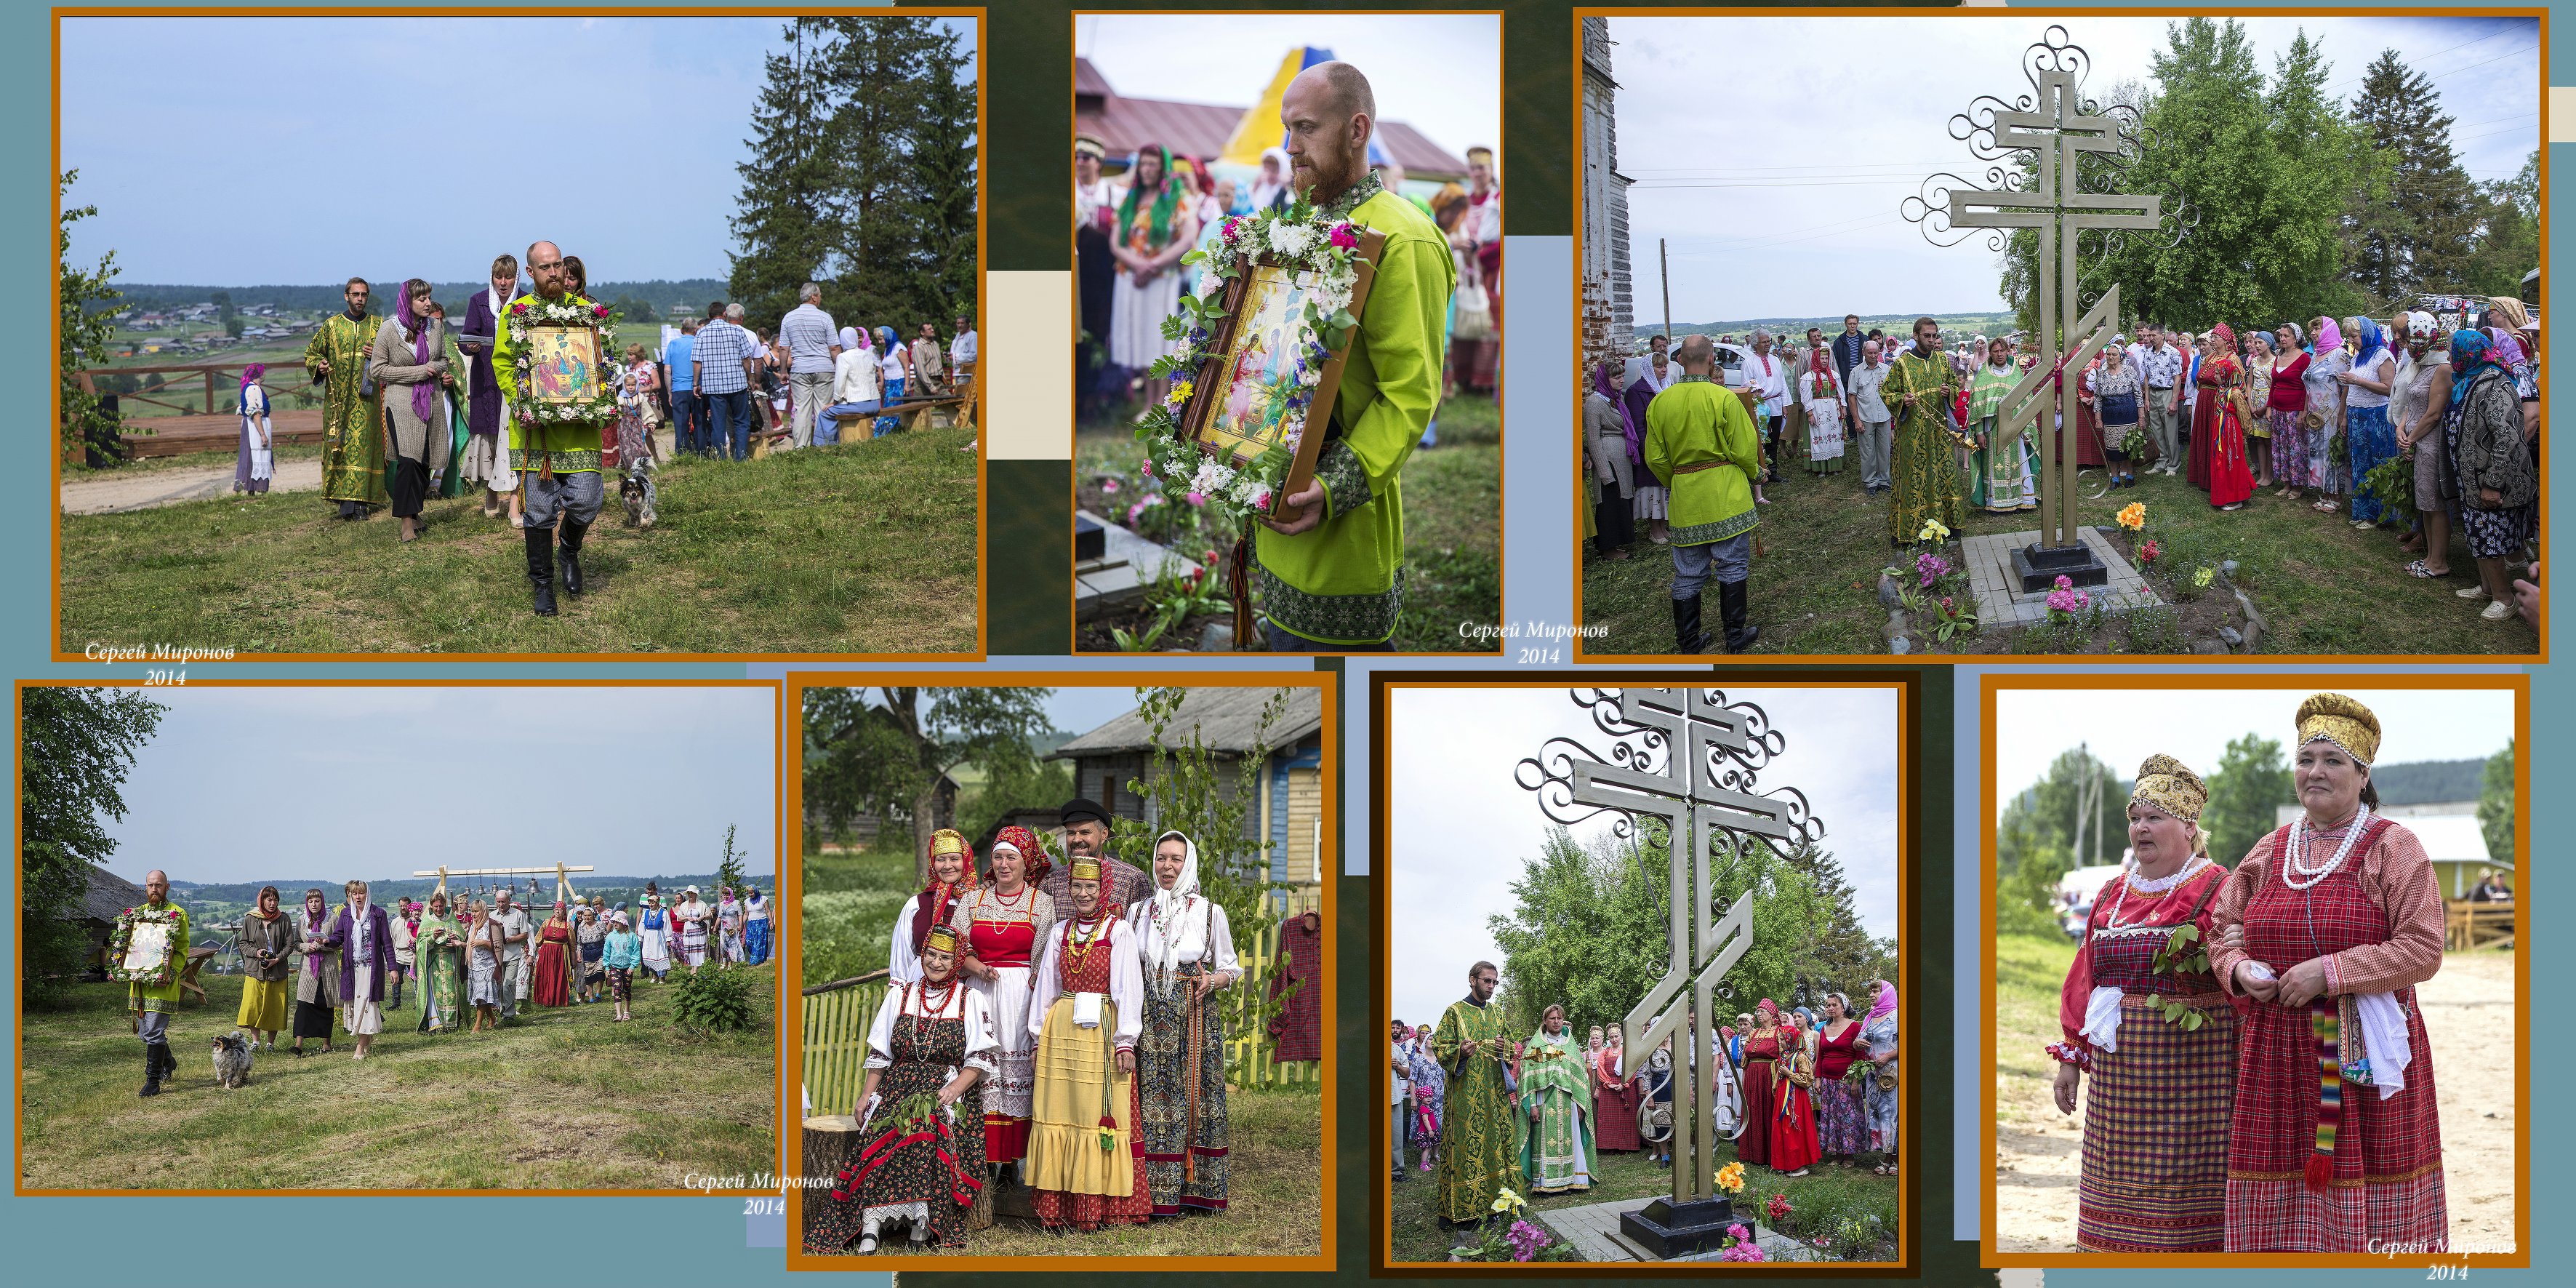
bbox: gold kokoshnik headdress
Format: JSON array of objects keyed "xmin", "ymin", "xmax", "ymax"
[
  {"xmin": 929, "ymin": 828, "xmax": 970, "ymax": 859},
  {"xmin": 2295, "ymin": 692, "xmax": 2381, "ymax": 766},
  {"xmin": 2129, "ymin": 753, "xmax": 2209, "ymax": 824},
  {"xmin": 921, "ymin": 923, "xmax": 961, "ymax": 956},
  {"xmin": 1070, "ymin": 857, "xmax": 1102, "ymax": 882}
]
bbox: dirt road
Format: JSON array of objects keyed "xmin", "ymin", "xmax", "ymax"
[
  {"xmin": 1994, "ymin": 948, "xmax": 2516, "ymax": 1254},
  {"xmin": 61, "ymin": 459, "xmax": 322, "ymax": 515}
]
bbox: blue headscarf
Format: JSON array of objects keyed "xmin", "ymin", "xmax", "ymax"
[
  {"xmin": 874, "ymin": 325, "xmax": 899, "ymax": 354},
  {"xmin": 2448, "ymin": 329, "xmax": 2503, "ymax": 409},
  {"xmin": 2349, "ymin": 316, "xmax": 2388, "ymax": 373}
]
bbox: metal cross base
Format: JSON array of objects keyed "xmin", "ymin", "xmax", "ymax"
[
  {"xmin": 1621, "ymin": 1196, "xmax": 1740, "ymax": 1260},
  {"xmin": 2011, "ymin": 540, "xmax": 2110, "ymax": 593}
]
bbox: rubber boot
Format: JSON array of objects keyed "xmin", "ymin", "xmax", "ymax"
[
  {"xmin": 525, "ymin": 526, "xmax": 558, "ymax": 617},
  {"xmin": 558, "ymin": 519, "xmax": 590, "ymax": 596},
  {"xmin": 1720, "ymin": 578, "xmax": 1760, "ymax": 653},
  {"xmin": 1671, "ymin": 595, "xmax": 1709, "ymax": 655},
  {"xmin": 139, "ymin": 1046, "xmax": 163, "ymax": 1097}
]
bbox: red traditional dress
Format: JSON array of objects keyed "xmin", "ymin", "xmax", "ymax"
[
  {"xmin": 1026, "ymin": 908, "xmax": 1149, "ymax": 1231},
  {"xmin": 532, "ymin": 920, "xmax": 573, "ymax": 1008},
  {"xmin": 957, "ymin": 884, "xmax": 1054, "ymax": 1162},
  {"xmin": 2210, "ymin": 813, "xmax": 2449, "ymax": 1253},
  {"xmin": 1591, "ymin": 1044, "xmax": 1642, "ymax": 1151},
  {"xmin": 1737, "ymin": 1027, "xmax": 1778, "ymax": 1168},
  {"xmin": 2048, "ymin": 857, "xmax": 2236, "ymax": 1252},
  {"xmin": 1765, "ymin": 1023, "xmax": 1822, "ymax": 1172}
]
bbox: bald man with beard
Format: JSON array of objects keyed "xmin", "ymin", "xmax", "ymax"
[
  {"xmin": 1252, "ymin": 61, "xmax": 1457, "ymax": 652},
  {"xmin": 492, "ymin": 240, "xmax": 609, "ymax": 617}
]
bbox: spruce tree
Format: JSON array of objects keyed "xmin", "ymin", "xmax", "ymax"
[
  {"xmin": 727, "ymin": 20, "xmax": 840, "ymax": 329},
  {"xmin": 907, "ymin": 43, "xmax": 981, "ymax": 330},
  {"xmin": 1779, "ymin": 840, "xmax": 1879, "ymax": 1007},
  {"xmin": 2347, "ymin": 49, "xmax": 2478, "ymax": 302}
]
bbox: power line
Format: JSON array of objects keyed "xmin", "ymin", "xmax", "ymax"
[{"xmin": 2322, "ymin": 17, "xmax": 2531, "ymax": 92}]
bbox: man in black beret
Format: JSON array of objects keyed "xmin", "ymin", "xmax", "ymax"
[{"xmin": 1038, "ymin": 796, "xmax": 1151, "ymax": 913}]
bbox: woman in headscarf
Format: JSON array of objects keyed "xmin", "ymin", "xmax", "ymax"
[
  {"xmin": 951, "ymin": 825, "xmax": 1056, "ymax": 1172},
  {"xmin": 2268, "ymin": 322, "xmax": 2316, "ymax": 500},
  {"xmin": 1813, "ymin": 991, "xmax": 1869, "ymax": 1163},
  {"xmin": 2397, "ymin": 312, "xmax": 2456, "ymax": 577},
  {"xmin": 1736, "ymin": 999, "xmax": 1785, "ymax": 1169},
  {"xmin": 1107, "ymin": 143, "xmax": 1200, "ymax": 409},
  {"xmin": 2338, "ymin": 316, "xmax": 2402, "ymax": 527},
  {"xmin": 1125, "ymin": 830, "xmax": 1240, "ymax": 1216},
  {"xmin": 745, "ymin": 885, "xmax": 772, "ymax": 966},
  {"xmin": 2242, "ymin": 329, "xmax": 2278, "ymax": 488},
  {"xmin": 531, "ymin": 901, "xmax": 574, "ymax": 1008},
  {"xmin": 460, "ymin": 898, "xmax": 498, "ymax": 1031},
  {"xmin": 2082, "ymin": 340, "xmax": 2142, "ymax": 489},
  {"xmin": 1859, "ymin": 980, "xmax": 1899, "ymax": 1172},
  {"xmin": 718, "ymin": 887, "xmax": 747, "ymax": 965},
  {"xmin": 1800, "ymin": 340, "xmax": 1848, "ymax": 476},
  {"xmin": 366, "ymin": 279, "xmax": 454, "ymax": 543},
  {"xmin": 1585, "ymin": 359, "xmax": 1635, "ymax": 559},
  {"xmin": 815, "ymin": 325, "xmax": 878, "ymax": 446},
  {"xmin": 326, "ymin": 880, "xmax": 395, "ymax": 1059},
  {"xmin": 1591, "ymin": 1023, "xmax": 1642, "ymax": 1153},
  {"xmin": 893, "ymin": 829, "xmax": 976, "ymax": 986},
  {"xmin": 2302, "ymin": 316, "xmax": 2351, "ymax": 511},
  {"xmin": 2208, "ymin": 695, "xmax": 2447, "ymax": 1253},
  {"xmin": 2441, "ymin": 329, "xmax": 2538, "ymax": 622},
  {"xmin": 1517, "ymin": 1003, "xmax": 1595, "ymax": 1193},
  {"xmin": 1246, "ymin": 145, "xmax": 1293, "ymax": 215},
  {"xmin": 637, "ymin": 895, "xmax": 672, "ymax": 982},
  {"xmin": 872, "ymin": 325, "xmax": 910, "ymax": 438},
  {"xmin": 2047, "ymin": 755, "xmax": 2234, "ymax": 1252},
  {"xmin": 1405, "ymin": 1020, "xmax": 1447, "ymax": 1172},
  {"xmin": 1621, "ymin": 337, "xmax": 1680, "ymax": 543},
  {"xmin": 807, "ymin": 922, "xmax": 996, "ymax": 1255},
  {"xmin": 2481, "ymin": 295, "xmax": 2538, "ymax": 445},
  {"xmin": 2184, "ymin": 325, "xmax": 2244, "ymax": 507},
  {"xmin": 289, "ymin": 887, "xmax": 341, "ymax": 1056},
  {"xmin": 2206, "ymin": 326, "xmax": 2256, "ymax": 509},
  {"xmin": 575, "ymin": 903, "xmax": 606, "ymax": 1002},
  {"xmin": 414, "ymin": 889, "xmax": 467, "ymax": 1034},
  {"xmin": 1967, "ymin": 335, "xmax": 2034, "ymax": 511},
  {"xmin": 1763, "ymin": 1001, "xmax": 1821, "ymax": 1176},
  {"xmin": 234, "ymin": 885, "xmax": 293, "ymax": 1049},
  {"xmin": 234, "ymin": 364, "xmax": 274, "ymax": 496}
]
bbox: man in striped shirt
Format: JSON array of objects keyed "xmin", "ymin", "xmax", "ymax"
[
  {"xmin": 692, "ymin": 302, "xmax": 756, "ymax": 460},
  {"xmin": 778, "ymin": 283, "xmax": 842, "ymax": 449}
]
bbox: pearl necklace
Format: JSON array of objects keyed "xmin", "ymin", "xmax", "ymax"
[
  {"xmin": 2283, "ymin": 806, "xmax": 2371, "ymax": 890},
  {"xmin": 2103, "ymin": 855, "xmax": 2210, "ymax": 930}
]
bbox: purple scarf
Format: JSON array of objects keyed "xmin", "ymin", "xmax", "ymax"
[
  {"xmin": 303, "ymin": 905, "xmax": 330, "ymax": 978},
  {"xmin": 396, "ymin": 282, "xmax": 438, "ymax": 430},
  {"xmin": 328, "ymin": 902, "xmax": 396, "ymax": 1002}
]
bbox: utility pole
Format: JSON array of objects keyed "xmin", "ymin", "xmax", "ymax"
[{"xmin": 1659, "ymin": 238, "xmax": 1672, "ymax": 345}]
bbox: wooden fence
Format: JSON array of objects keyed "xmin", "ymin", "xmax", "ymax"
[
  {"xmin": 2445, "ymin": 899, "xmax": 2515, "ymax": 951},
  {"xmin": 799, "ymin": 919, "xmax": 1314, "ymax": 1115}
]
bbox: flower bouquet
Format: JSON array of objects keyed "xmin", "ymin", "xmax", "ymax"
[{"xmin": 107, "ymin": 905, "xmax": 185, "ymax": 986}]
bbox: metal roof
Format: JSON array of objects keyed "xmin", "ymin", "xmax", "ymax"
[
  {"xmin": 1051, "ymin": 687, "xmax": 1324, "ymax": 759},
  {"xmin": 1073, "ymin": 57, "xmax": 1469, "ymax": 182}
]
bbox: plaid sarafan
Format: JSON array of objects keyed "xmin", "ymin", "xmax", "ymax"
[
  {"xmin": 2079, "ymin": 993, "xmax": 2238, "ymax": 1252},
  {"xmin": 2225, "ymin": 822, "xmax": 2449, "ymax": 1253}
]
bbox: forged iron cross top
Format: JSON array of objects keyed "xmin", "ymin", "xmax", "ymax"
[{"xmin": 1514, "ymin": 688, "xmax": 1824, "ymax": 1208}]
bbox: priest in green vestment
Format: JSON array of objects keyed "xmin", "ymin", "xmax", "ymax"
[
  {"xmin": 1431, "ymin": 961, "xmax": 1521, "ymax": 1226},
  {"xmin": 1253, "ymin": 61, "xmax": 1456, "ymax": 651},
  {"xmin": 1517, "ymin": 1005, "xmax": 1597, "ymax": 1193},
  {"xmin": 305, "ymin": 278, "xmax": 386, "ymax": 519},
  {"xmin": 1643, "ymin": 335, "xmax": 1764, "ymax": 653},
  {"xmin": 1885, "ymin": 316, "xmax": 1966, "ymax": 547},
  {"xmin": 492, "ymin": 240, "xmax": 609, "ymax": 617}
]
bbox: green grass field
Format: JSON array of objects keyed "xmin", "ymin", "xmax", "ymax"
[
  {"xmin": 1583, "ymin": 451, "xmax": 2538, "ymax": 655},
  {"xmin": 801, "ymin": 843, "xmax": 914, "ymax": 991},
  {"xmin": 1992, "ymin": 930, "xmax": 2078, "ymax": 1135},
  {"xmin": 1389, "ymin": 1129, "xmax": 1898, "ymax": 1263},
  {"xmin": 60, "ymin": 425, "xmax": 979, "ymax": 654},
  {"xmin": 1075, "ymin": 392, "xmax": 1500, "ymax": 652},
  {"xmin": 19, "ymin": 969, "xmax": 777, "ymax": 1191}
]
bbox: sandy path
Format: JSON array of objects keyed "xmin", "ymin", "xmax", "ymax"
[
  {"xmin": 1994, "ymin": 949, "xmax": 2516, "ymax": 1254},
  {"xmin": 62, "ymin": 458, "xmax": 324, "ymax": 515}
]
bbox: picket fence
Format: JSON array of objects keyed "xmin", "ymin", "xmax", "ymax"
[{"xmin": 800, "ymin": 921, "xmax": 1314, "ymax": 1115}]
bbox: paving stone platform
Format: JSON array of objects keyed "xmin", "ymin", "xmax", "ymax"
[
  {"xmin": 1535, "ymin": 1195, "xmax": 1826, "ymax": 1263},
  {"xmin": 1961, "ymin": 525, "xmax": 2162, "ymax": 629}
]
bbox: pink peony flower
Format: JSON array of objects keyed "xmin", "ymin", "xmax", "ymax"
[
  {"xmin": 1728, "ymin": 1224, "xmax": 1749, "ymax": 1240},
  {"xmin": 1184, "ymin": 492, "xmax": 1207, "ymax": 507},
  {"xmin": 1139, "ymin": 458, "xmax": 1155, "ymax": 477},
  {"xmin": 511, "ymin": 302, "xmax": 528, "ymax": 315},
  {"xmin": 1248, "ymin": 484, "xmax": 1273, "ymax": 510},
  {"xmin": 1221, "ymin": 217, "xmax": 1242, "ymax": 244},
  {"xmin": 1329, "ymin": 222, "xmax": 1360, "ymax": 250}
]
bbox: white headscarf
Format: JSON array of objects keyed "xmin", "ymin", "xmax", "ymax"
[
  {"xmin": 839, "ymin": 326, "xmax": 862, "ymax": 352},
  {"xmin": 1141, "ymin": 829, "xmax": 1205, "ymax": 986},
  {"xmin": 1249, "ymin": 147, "xmax": 1293, "ymax": 212}
]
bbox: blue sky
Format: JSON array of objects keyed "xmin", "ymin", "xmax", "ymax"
[
  {"xmin": 1608, "ymin": 15, "xmax": 2541, "ymax": 321},
  {"xmin": 60, "ymin": 15, "xmax": 976, "ymax": 284},
  {"xmin": 94, "ymin": 686, "xmax": 778, "ymax": 886},
  {"xmin": 1387, "ymin": 685, "xmax": 1903, "ymax": 1032}
]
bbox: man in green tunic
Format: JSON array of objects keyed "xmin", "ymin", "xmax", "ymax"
[
  {"xmin": 1431, "ymin": 960, "xmax": 1520, "ymax": 1228},
  {"xmin": 493, "ymin": 241, "xmax": 609, "ymax": 616},
  {"xmin": 1885, "ymin": 315, "xmax": 1965, "ymax": 548},
  {"xmin": 305, "ymin": 277, "xmax": 386, "ymax": 520},
  {"xmin": 1254, "ymin": 61, "xmax": 1456, "ymax": 651},
  {"xmin": 1644, "ymin": 336, "xmax": 1763, "ymax": 653},
  {"xmin": 111, "ymin": 868, "xmax": 190, "ymax": 1097},
  {"xmin": 1517, "ymin": 1004, "xmax": 1598, "ymax": 1193}
]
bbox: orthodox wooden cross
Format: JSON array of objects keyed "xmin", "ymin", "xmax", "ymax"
[{"xmin": 1518, "ymin": 688, "xmax": 1818, "ymax": 1238}]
